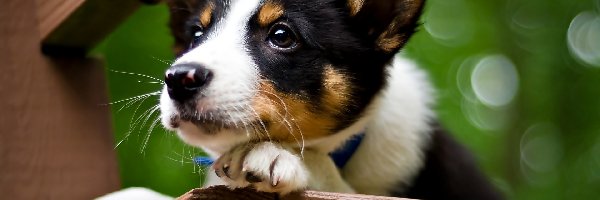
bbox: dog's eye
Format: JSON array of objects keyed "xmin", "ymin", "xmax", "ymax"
[
  {"xmin": 190, "ymin": 25, "xmax": 204, "ymax": 48},
  {"xmin": 267, "ymin": 23, "xmax": 298, "ymax": 49}
]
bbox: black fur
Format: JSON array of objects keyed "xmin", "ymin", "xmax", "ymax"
[
  {"xmin": 168, "ymin": 0, "xmax": 422, "ymax": 133},
  {"xmin": 399, "ymin": 123, "xmax": 504, "ymax": 199},
  {"xmin": 165, "ymin": 0, "xmax": 502, "ymax": 199},
  {"xmin": 167, "ymin": 0, "xmax": 230, "ymax": 56},
  {"xmin": 246, "ymin": 0, "xmax": 388, "ymax": 132}
]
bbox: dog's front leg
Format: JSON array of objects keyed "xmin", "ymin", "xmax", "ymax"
[{"xmin": 212, "ymin": 141, "xmax": 354, "ymax": 195}]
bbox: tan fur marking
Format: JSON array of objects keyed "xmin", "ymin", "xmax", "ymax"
[
  {"xmin": 377, "ymin": 34, "xmax": 403, "ymax": 52},
  {"xmin": 347, "ymin": 0, "xmax": 365, "ymax": 16},
  {"xmin": 258, "ymin": 1, "xmax": 284, "ymax": 27},
  {"xmin": 199, "ymin": 3, "xmax": 214, "ymax": 27},
  {"xmin": 251, "ymin": 81, "xmax": 337, "ymax": 143},
  {"xmin": 376, "ymin": 19, "xmax": 404, "ymax": 52},
  {"xmin": 322, "ymin": 66, "xmax": 351, "ymax": 113}
]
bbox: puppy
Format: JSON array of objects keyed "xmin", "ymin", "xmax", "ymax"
[{"xmin": 158, "ymin": 0, "xmax": 503, "ymax": 199}]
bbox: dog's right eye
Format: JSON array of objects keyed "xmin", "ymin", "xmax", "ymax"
[
  {"xmin": 266, "ymin": 23, "xmax": 298, "ymax": 50},
  {"xmin": 189, "ymin": 24, "xmax": 204, "ymax": 48}
]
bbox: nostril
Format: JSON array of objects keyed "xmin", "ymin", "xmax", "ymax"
[
  {"xmin": 181, "ymin": 69, "xmax": 198, "ymax": 89},
  {"xmin": 165, "ymin": 72, "xmax": 176, "ymax": 88},
  {"xmin": 164, "ymin": 64, "xmax": 213, "ymax": 102}
]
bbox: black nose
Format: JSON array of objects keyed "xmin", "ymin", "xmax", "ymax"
[{"xmin": 165, "ymin": 64, "xmax": 213, "ymax": 102}]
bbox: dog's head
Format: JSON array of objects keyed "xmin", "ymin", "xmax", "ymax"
[{"xmin": 160, "ymin": 0, "xmax": 425, "ymax": 153}]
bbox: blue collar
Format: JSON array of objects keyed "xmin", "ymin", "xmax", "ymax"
[
  {"xmin": 194, "ymin": 132, "xmax": 365, "ymax": 169},
  {"xmin": 328, "ymin": 132, "xmax": 365, "ymax": 168}
]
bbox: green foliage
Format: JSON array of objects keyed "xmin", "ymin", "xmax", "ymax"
[
  {"xmin": 94, "ymin": 5, "xmax": 203, "ymax": 197},
  {"xmin": 95, "ymin": 1, "xmax": 600, "ymax": 199}
]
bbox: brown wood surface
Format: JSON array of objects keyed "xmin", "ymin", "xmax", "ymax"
[
  {"xmin": 176, "ymin": 186, "xmax": 411, "ymax": 200},
  {"xmin": 36, "ymin": 0, "xmax": 86, "ymax": 40},
  {"xmin": 0, "ymin": 0, "xmax": 120, "ymax": 199},
  {"xmin": 40, "ymin": 0, "xmax": 141, "ymax": 56}
]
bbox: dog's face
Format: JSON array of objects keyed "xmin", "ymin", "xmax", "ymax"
[{"xmin": 160, "ymin": 0, "xmax": 424, "ymax": 152}]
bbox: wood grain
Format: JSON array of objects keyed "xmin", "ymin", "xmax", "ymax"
[
  {"xmin": 0, "ymin": 0, "xmax": 120, "ymax": 199},
  {"xmin": 40, "ymin": 0, "xmax": 141, "ymax": 56},
  {"xmin": 176, "ymin": 186, "xmax": 411, "ymax": 200},
  {"xmin": 36, "ymin": 0, "xmax": 86, "ymax": 40}
]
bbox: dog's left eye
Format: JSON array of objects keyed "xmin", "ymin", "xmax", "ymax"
[
  {"xmin": 190, "ymin": 25, "xmax": 204, "ymax": 48},
  {"xmin": 267, "ymin": 23, "xmax": 298, "ymax": 49}
]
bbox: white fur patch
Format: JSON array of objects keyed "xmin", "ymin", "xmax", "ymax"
[
  {"xmin": 160, "ymin": 0, "xmax": 263, "ymax": 155},
  {"xmin": 341, "ymin": 57, "xmax": 435, "ymax": 195},
  {"xmin": 213, "ymin": 142, "xmax": 309, "ymax": 195},
  {"xmin": 95, "ymin": 187, "xmax": 171, "ymax": 200}
]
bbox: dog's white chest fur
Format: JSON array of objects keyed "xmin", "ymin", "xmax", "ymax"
[{"xmin": 341, "ymin": 57, "xmax": 434, "ymax": 195}]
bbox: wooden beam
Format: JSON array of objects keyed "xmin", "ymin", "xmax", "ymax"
[
  {"xmin": 0, "ymin": 0, "xmax": 120, "ymax": 198},
  {"xmin": 176, "ymin": 186, "xmax": 411, "ymax": 200},
  {"xmin": 39, "ymin": 0, "xmax": 142, "ymax": 56},
  {"xmin": 36, "ymin": 0, "xmax": 85, "ymax": 40}
]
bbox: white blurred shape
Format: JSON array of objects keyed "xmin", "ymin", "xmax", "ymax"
[
  {"xmin": 456, "ymin": 56, "xmax": 480, "ymax": 103},
  {"xmin": 471, "ymin": 55, "xmax": 519, "ymax": 107},
  {"xmin": 567, "ymin": 11, "xmax": 600, "ymax": 67},
  {"xmin": 424, "ymin": 0, "xmax": 473, "ymax": 45},
  {"xmin": 593, "ymin": 139, "xmax": 600, "ymax": 167},
  {"xmin": 96, "ymin": 187, "xmax": 172, "ymax": 200},
  {"xmin": 461, "ymin": 98, "xmax": 509, "ymax": 131},
  {"xmin": 520, "ymin": 124, "xmax": 563, "ymax": 173},
  {"xmin": 511, "ymin": 3, "xmax": 546, "ymax": 31}
]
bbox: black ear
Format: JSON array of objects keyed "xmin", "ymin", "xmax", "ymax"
[
  {"xmin": 346, "ymin": 0, "xmax": 425, "ymax": 53},
  {"xmin": 166, "ymin": 0, "xmax": 203, "ymax": 55}
]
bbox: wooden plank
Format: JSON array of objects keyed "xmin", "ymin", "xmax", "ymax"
[
  {"xmin": 36, "ymin": 0, "xmax": 85, "ymax": 40},
  {"xmin": 176, "ymin": 186, "xmax": 412, "ymax": 200},
  {"xmin": 0, "ymin": 0, "xmax": 120, "ymax": 199},
  {"xmin": 39, "ymin": 0, "xmax": 141, "ymax": 56}
]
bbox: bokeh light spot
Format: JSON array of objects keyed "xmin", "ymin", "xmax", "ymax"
[
  {"xmin": 461, "ymin": 98, "xmax": 509, "ymax": 131},
  {"xmin": 593, "ymin": 139, "xmax": 600, "ymax": 168},
  {"xmin": 424, "ymin": 0, "xmax": 473, "ymax": 46},
  {"xmin": 511, "ymin": 3, "xmax": 547, "ymax": 31},
  {"xmin": 456, "ymin": 56, "xmax": 480, "ymax": 103},
  {"xmin": 471, "ymin": 55, "xmax": 519, "ymax": 107},
  {"xmin": 567, "ymin": 11, "xmax": 600, "ymax": 67},
  {"xmin": 519, "ymin": 124, "xmax": 563, "ymax": 187},
  {"xmin": 520, "ymin": 124, "xmax": 563, "ymax": 173}
]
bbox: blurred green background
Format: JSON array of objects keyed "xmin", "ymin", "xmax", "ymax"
[{"xmin": 93, "ymin": 0, "xmax": 600, "ymax": 199}]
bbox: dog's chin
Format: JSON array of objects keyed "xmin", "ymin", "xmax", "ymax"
[
  {"xmin": 162, "ymin": 113, "xmax": 257, "ymax": 155},
  {"xmin": 167, "ymin": 114, "xmax": 242, "ymax": 134}
]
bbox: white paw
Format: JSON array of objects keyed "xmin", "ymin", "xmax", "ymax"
[{"xmin": 212, "ymin": 142, "xmax": 309, "ymax": 195}]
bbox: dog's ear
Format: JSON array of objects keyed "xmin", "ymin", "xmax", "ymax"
[
  {"xmin": 345, "ymin": 0, "xmax": 425, "ymax": 53},
  {"xmin": 165, "ymin": 0, "xmax": 202, "ymax": 55}
]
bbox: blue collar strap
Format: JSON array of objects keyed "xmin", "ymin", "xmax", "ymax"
[
  {"xmin": 194, "ymin": 132, "xmax": 365, "ymax": 169},
  {"xmin": 328, "ymin": 132, "xmax": 365, "ymax": 168}
]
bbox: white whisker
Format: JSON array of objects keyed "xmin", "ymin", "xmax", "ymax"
[
  {"xmin": 105, "ymin": 91, "xmax": 161, "ymax": 106},
  {"xmin": 248, "ymin": 106, "xmax": 271, "ymax": 141},
  {"xmin": 150, "ymin": 56, "xmax": 174, "ymax": 66},
  {"xmin": 140, "ymin": 116, "xmax": 161, "ymax": 153},
  {"xmin": 109, "ymin": 69, "xmax": 164, "ymax": 83},
  {"xmin": 257, "ymin": 89, "xmax": 305, "ymax": 156}
]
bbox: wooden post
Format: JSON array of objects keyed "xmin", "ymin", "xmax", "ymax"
[{"xmin": 0, "ymin": 0, "xmax": 141, "ymax": 198}]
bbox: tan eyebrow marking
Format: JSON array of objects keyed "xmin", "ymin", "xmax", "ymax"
[
  {"xmin": 347, "ymin": 0, "xmax": 365, "ymax": 16},
  {"xmin": 258, "ymin": 0, "xmax": 284, "ymax": 27},
  {"xmin": 199, "ymin": 2, "xmax": 214, "ymax": 27}
]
